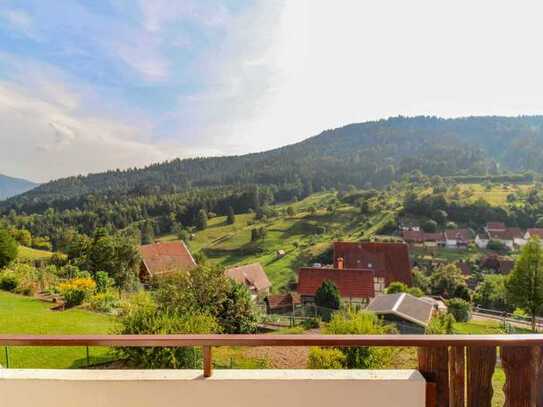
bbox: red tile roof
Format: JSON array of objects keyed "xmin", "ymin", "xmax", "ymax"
[
  {"xmin": 139, "ymin": 241, "xmax": 197, "ymax": 277},
  {"xmin": 333, "ymin": 242, "xmax": 412, "ymax": 285},
  {"xmin": 266, "ymin": 292, "xmax": 301, "ymax": 310},
  {"xmin": 486, "ymin": 222, "xmax": 506, "ymax": 231},
  {"xmin": 297, "ymin": 267, "xmax": 375, "ymax": 299},
  {"xmin": 401, "ymin": 230, "xmax": 444, "ymax": 243},
  {"xmin": 456, "ymin": 261, "xmax": 471, "ymax": 276},
  {"xmin": 225, "ymin": 263, "xmax": 271, "ymax": 293},
  {"xmin": 488, "ymin": 228, "xmax": 523, "ymax": 241},
  {"xmin": 527, "ymin": 229, "xmax": 543, "ymax": 239}
]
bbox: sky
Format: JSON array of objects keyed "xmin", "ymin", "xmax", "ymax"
[{"xmin": 2, "ymin": 1, "xmax": 543, "ymax": 182}]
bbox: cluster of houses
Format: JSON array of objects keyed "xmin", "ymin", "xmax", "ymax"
[
  {"xmin": 137, "ymin": 240, "xmax": 445, "ymax": 333},
  {"xmin": 401, "ymin": 221, "xmax": 543, "ymax": 252}
]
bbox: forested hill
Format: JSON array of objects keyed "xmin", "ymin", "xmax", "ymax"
[
  {"xmin": 0, "ymin": 175, "xmax": 38, "ymax": 201},
  {"xmin": 5, "ymin": 115, "xmax": 543, "ymax": 213}
]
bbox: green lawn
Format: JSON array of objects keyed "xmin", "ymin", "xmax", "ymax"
[
  {"xmin": 17, "ymin": 246, "xmax": 54, "ymax": 262},
  {"xmin": 0, "ymin": 291, "xmax": 115, "ymax": 368}
]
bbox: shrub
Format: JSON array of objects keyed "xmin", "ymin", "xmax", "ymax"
[
  {"xmin": 59, "ymin": 277, "xmax": 96, "ymax": 307},
  {"xmin": 308, "ymin": 347, "xmax": 346, "ymax": 369},
  {"xmin": 94, "ymin": 271, "xmax": 111, "ymax": 293},
  {"xmin": 116, "ymin": 292, "xmax": 219, "ymax": 368},
  {"xmin": 426, "ymin": 313, "xmax": 456, "ymax": 334},
  {"xmin": 87, "ymin": 291, "xmax": 120, "ymax": 313},
  {"xmin": 447, "ymin": 298, "xmax": 471, "ymax": 322},
  {"xmin": 323, "ymin": 310, "xmax": 395, "ymax": 369},
  {"xmin": 0, "ymin": 273, "xmax": 18, "ymax": 291},
  {"xmin": 385, "ymin": 281, "xmax": 409, "ymax": 294},
  {"xmin": 302, "ymin": 317, "xmax": 321, "ymax": 330}
]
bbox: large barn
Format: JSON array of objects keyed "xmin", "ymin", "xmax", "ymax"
[{"xmin": 138, "ymin": 241, "xmax": 197, "ymax": 281}]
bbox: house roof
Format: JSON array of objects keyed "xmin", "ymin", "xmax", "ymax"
[
  {"xmin": 226, "ymin": 263, "xmax": 271, "ymax": 292},
  {"xmin": 444, "ymin": 229, "xmax": 473, "ymax": 241},
  {"xmin": 367, "ymin": 293, "xmax": 434, "ymax": 327},
  {"xmin": 480, "ymin": 254, "xmax": 515, "ymax": 274},
  {"xmin": 139, "ymin": 241, "xmax": 197, "ymax": 277},
  {"xmin": 333, "ymin": 242, "xmax": 412, "ymax": 285},
  {"xmin": 486, "ymin": 222, "xmax": 506, "ymax": 231},
  {"xmin": 488, "ymin": 228, "xmax": 523, "ymax": 241},
  {"xmin": 297, "ymin": 267, "xmax": 375, "ymax": 298},
  {"xmin": 527, "ymin": 228, "xmax": 543, "ymax": 239},
  {"xmin": 402, "ymin": 230, "xmax": 445, "ymax": 242},
  {"xmin": 266, "ymin": 292, "xmax": 301, "ymax": 310}
]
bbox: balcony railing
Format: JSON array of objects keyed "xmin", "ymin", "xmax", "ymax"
[{"xmin": 2, "ymin": 334, "xmax": 543, "ymax": 407}]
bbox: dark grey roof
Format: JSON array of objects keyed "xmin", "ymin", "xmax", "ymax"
[{"xmin": 367, "ymin": 293, "xmax": 434, "ymax": 327}]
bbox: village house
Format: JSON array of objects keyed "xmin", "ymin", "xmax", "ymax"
[
  {"xmin": 296, "ymin": 242, "xmax": 411, "ymax": 304},
  {"xmin": 400, "ymin": 230, "xmax": 444, "ymax": 246},
  {"xmin": 138, "ymin": 241, "xmax": 197, "ymax": 281},
  {"xmin": 524, "ymin": 228, "xmax": 543, "ymax": 240},
  {"xmin": 476, "ymin": 222, "xmax": 525, "ymax": 250},
  {"xmin": 367, "ymin": 293, "xmax": 436, "ymax": 334},
  {"xmin": 265, "ymin": 292, "xmax": 301, "ymax": 314},
  {"xmin": 225, "ymin": 263, "xmax": 271, "ymax": 301},
  {"xmin": 475, "ymin": 232, "xmax": 490, "ymax": 249},
  {"xmin": 444, "ymin": 228, "xmax": 473, "ymax": 248},
  {"xmin": 479, "ymin": 254, "xmax": 515, "ymax": 274}
]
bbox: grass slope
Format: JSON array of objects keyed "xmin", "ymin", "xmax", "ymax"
[
  {"xmin": 0, "ymin": 291, "xmax": 114, "ymax": 368},
  {"xmin": 160, "ymin": 192, "xmax": 399, "ymax": 292},
  {"xmin": 17, "ymin": 246, "xmax": 53, "ymax": 262}
]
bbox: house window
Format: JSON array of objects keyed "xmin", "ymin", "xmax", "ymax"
[{"xmin": 374, "ymin": 277, "xmax": 385, "ymax": 294}]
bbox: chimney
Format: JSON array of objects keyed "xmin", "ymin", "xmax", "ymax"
[{"xmin": 337, "ymin": 257, "xmax": 344, "ymax": 270}]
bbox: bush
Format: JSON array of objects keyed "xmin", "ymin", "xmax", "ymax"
[
  {"xmin": 88, "ymin": 291, "xmax": 120, "ymax": 313},
  {"xmin": 94, "ymin": 271, "xmax": 111, "ymax": 293},
  {"xmin": 0, "ymin": 273, "xmax": 18, "ymax": 291},
  {"xmin": 426, "ymin": 313, "xmax": 456, "ymax": 334},
  {"xmin": 59, "ymin": 277, "xmax": 96, "ymax": 307},
  {"xmin": 302, "ymin": 317, "xmax": 321, "ymax": 330},
  {"xmin": 323, "ymin": 311, "xmax": 395, "ymax": 369},
  {"xmin": 308, "ymin": 347, "xmax": 346, "ymax": 369},
  {"xmin": 315, "ymin": 280, "xmax": 341, "ymax": 314},
  {"xmin": 447, "ymin": 298, "xmax": 471, "ymax": 322},
  {"xmin": 116, "ymin": 292, "xmax": 219, "ymax": 368}
]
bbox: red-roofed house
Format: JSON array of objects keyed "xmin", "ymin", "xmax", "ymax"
[
  {"xmin": 296, "ymin": 242, "xmax": 412, "ymax": 304},
  {"xmin": 139, "ymin": 241, "xmax": 197, "ymax": 281},
  {"xmin": 444, "ymin": 229, "xmax": 473, "ymax": 248},
  {"xmin": 333, "ymin": 242, "xmax": 412, "ymax": 286},
  {"xmin": 485, "ymin": 222, "xmax": 506, "ymax": 233},
  {"xmin": 525, "ymin": 228, "xmax": 543, "ymax": 240},
  {"xmin": 297, "ymin": 267, "xmax": 375, "ymax": 303},
  {"xmin": 225, "ymin": 263, "xmax": 271, "ymax": 300}
]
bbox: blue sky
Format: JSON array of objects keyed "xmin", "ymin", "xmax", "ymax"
[{"xmin": 2, "ymin": 0, "xmax": 543, "ymax": 182}]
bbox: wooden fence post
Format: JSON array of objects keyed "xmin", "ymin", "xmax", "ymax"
[
  {"xmin": 501, "ymin": 346, "xmax": 541, "ymax": 407},
  {"xmin": 449, "ymin": 346, "xmax": 465, "ymax": 407},
  {"xmin": 467, "ymin": 346, "xmax": 496, "ymax": 407},
  {"xmin": 418, "ymin": 347, "xmax": 449, "ymax": 407},
  {"xmin": 203, "ymin": 346, "xmax": 212, "ymax": 378}
]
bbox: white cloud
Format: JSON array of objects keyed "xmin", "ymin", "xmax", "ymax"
[
  {"xmin": 0, "ymin": 76, "xmax": 199, "ymax": 182},
  {"xmin": 177, "ymin": 0, "xmax": 543, "ymax": 153}
]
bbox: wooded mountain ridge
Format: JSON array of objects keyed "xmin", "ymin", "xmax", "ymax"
[
  {"xmin": 4, "ymin": 115, "xmax": 543, "ymax": 214},
  {"xmin": 0, "ymin": 175, "xmax": 38, "ymax": 201}
]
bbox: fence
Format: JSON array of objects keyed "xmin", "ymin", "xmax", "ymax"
[{"xmin": 2, "ymin": 334, "xmax": 543, "ymax": 406}]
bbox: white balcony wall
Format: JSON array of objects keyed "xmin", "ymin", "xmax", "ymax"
[{"xmin": 1, "ymin": 369, "xmax": 426, "ymax": 407}]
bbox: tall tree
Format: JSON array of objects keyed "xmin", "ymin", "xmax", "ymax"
[
  {"xmin": 315, "ymin": 280, "xmax": 341, "ymax": 311},
  {"xmin": 506, "ymin": 237, "xmax": 543, "ymax": 331},
  {"xmin": 0, "ymin": 227, "xmax": 17, "ymax": 268},
  {"xmin": 226, "ymin": 206, "xmax": 235, "ymax": 225},
  {"xmin": 196, "ymin": 209, "xmax": 208, "ymax": 230}
]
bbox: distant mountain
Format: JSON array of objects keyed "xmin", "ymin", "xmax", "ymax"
[
  {"xmin": 4, "ymin": 115, "xmax": 543, "ymax": 213},
  {"xmin": 0, "ymin": 174, "xmax": 38, "ymax": 200}
]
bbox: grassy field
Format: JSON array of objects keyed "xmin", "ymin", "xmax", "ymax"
[
  {"xmin": 159, "ymin": 192, "xmax": 401, "ymax": 292},
  {"xmin": 451, "ymin": 183, "xmax": 532, "ymax": 206},
  {"xmin": 0, "ymin": 291, "xmax": 115, "ymax": 368},
  {"xmin": 17, "ymin": 246, "xmax": 54, "ymax": 262}
]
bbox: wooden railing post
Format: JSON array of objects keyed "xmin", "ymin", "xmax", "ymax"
[
  {"xmin": 467, "ymin": 346, "xmax": 496, "ymax": 407},
  {"xmin": 449, "ymin": 346, "xmax": 465, "ymax": 407},
  {"xmin": 418, "ymin": 347, "xmax": 449, "ymax": 407},
  {"xmin": 203, "ymin": 346, "xmax": 212, "ymax": 378},
  {"xmin": 501, "ymin": 345, "xmax": 541, "ymax": 407}
]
